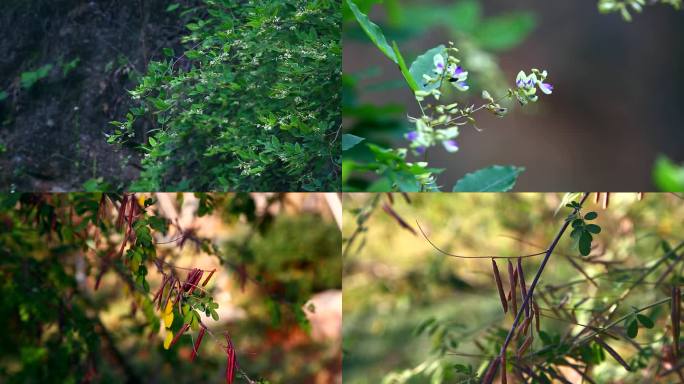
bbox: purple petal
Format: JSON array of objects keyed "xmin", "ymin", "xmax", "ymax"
[
  {"xmin": 452, "ymin": 66, "xmax": 464, "ymax": 76},
  {"xmin": 442, "ymin": 140, "xmax": 459, "ymax": 153},
  {"xmin": 415, "ymin": 146, "xmax": 426, "ymax": 155},
  {"xmin": 540, "ymin": 82, "xmax": 553, "ymax": 94},
  {"xmin": 406, "ymin": 131, "xmax": 419, "ymax": 141}
]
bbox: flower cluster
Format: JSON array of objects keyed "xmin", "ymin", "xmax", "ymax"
[
  {"xmin": 513, "ymin": 69, "xmax": 553, "ymax": 105},
  {"xmin": 405, "ymin": 119, "xmax": 460, "ymax": 155}
]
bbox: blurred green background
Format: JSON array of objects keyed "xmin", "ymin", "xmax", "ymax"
[{"xmin": 342, "ymin": 193, "xmax": 684, "ymax": 383}]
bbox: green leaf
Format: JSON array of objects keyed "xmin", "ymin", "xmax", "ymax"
[
  {"xmin": 345, "ymin": 0, "xmax": 397, "ymax": 63},
  {"xmin": 342, "ymin": 134, "xmax": 365, "ymax": 151},
  {"xmin": 0, "ymin": 91, "xmax": 7, "ymax": 101},
  {"xmin": 584, "ymin": 211, "xmax": 598, "ymax": 220},
  {"xmin": 585, "ymin": 224, "xmax": 601, "ymax": 234},
  {"xmin": 653, "ymin": 155, "xmax": 684, "ymax": 192},
  {"xmin": 452, "ymin": 165, "xmax": 524, "ymax": 192},
  {"xmin": 626, "ymin": 318, "xmax": 639, "ymax": 338},
  {"xmin": 409, "ymin": 45, "xmax": 446, "ymax": 92},
  {"xmin": 636, "ymin": 314, "xmax": 654, "ymax": 329},
  {"xmin": 473, "ymin": 13, "xmax": 537, "ymax": 51},
  {"xmin": 166, "ymin": 3, "xmax": 180, "ymax": 12},
  {"xmin": 579, "ymin": 231, "xmax": 593, "ymax": 256},
  {"xmin": 163, "ymin": 48, "xmax": 174, "ymax": 57},
  {"xmin": 392, "ymin": 42, "xmax": 420, "ymax": 91}
]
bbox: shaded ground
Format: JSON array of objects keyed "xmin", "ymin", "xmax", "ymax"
[{"xmin": 0, "ymin": 0, "xmax": 198, "ymax": 191}]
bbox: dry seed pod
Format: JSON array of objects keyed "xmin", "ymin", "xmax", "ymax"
[
  {"xmin": 492, "ymin": 259, "xmax": 508, "ymax": 313},
  {"xmin": 517, "ymin": 334, "xmax": 534, "ymax": 357},
  {"xmin": 673, "ymin": 286, "xmax": 681, "ymax": 356},
  {"xmin": 202, "ymin": 269, "xmax": 216, "ymax": 287},
  {"xmin": 501, "ymin": 354, "xmax": 507, "ymax": 384},
  {"xmin": 594, "ymin": 336, "xmax": 631, "ymax": 371},
  {"xmin": 382, "ymin": 203, "xmax": 417, "ymax": 235},
  {"xmin": 508, "ymin": 260, "xmax": 518, "ymax": 315},
  {"xmin": 532, "ymin": 300, "xmax": 541, "ymax": 333},
  {"xmin": 481, "ymin": 356, "xmax": 500, "ymax": 384},
  {"xmin": 169, "ymin": 323, "xmax": 190, "ymax": 349},
  {"xmin": 225, "ymin": 334, "xmax": 237, "ymax": 384},
  {"xmin": 517, "ymin": 258, "xmax": 530, "ymax": 318},
  {"xmin": 190, "ymin": 326, "xmax": 206, "ymax": 362},
  {"xmin": 517, "ymin": 317, "xmax": 531, "ymax": 339}
]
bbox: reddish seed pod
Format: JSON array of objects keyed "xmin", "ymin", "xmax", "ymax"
[
  {"xmin": 190, "ymin": 326, "xmax": 206, "ymax": 362},
  {"xmin": 491, "ymin": 259, "xmax": 508, "ymax": 314},
  {"xmin": 202, "ymin": 269, "xmax": 216, "ymax": 287},
  {"xmin": 500, "ymin": 354, "xmax": 507, "ymax": 384},
  {"xmin": 168, "ymin": 323, "xmax": 190, "ymax": 349},
  {"xmin": 225, "ymin": 334, "xmax": 237, "ymax": 384}
]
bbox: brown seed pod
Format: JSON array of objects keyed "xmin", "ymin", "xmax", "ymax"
[
  {"xmin": 481, "ymin": 356, "xmax": 500, "ymax": 384},
  {"xmin": 202, "ymin": 268, "xmax": 216, "ymax": 287},
  {"xmin": 517, "ymin": 258, "xmax": 530, "ymax": 318},
  {"xmin": 492, "ymin": 259, "xmax": 508, "ymax": 314},
  {"xmin": 501, "ymin": 354, "xmax": 507, "ymax": 384},
  {"xmin": 532, "ymin": 300, "xmax": 541, "ymax": 333},
  {"xmin": 517, "ymin": 334, "xmax": 534, "ymax": 357},
  {"xmin": 673, "ymin": 286, "xmax": 681, "ymax": 356},
  {"xmin": 594, "ymin": 336, "xmax": 631, "ymax": 371},
  {"xmin": 508, "ymin": 260, "xmax": 518, "ymax": 315}
]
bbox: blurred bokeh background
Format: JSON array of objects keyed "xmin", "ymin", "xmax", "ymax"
[
  {"xmin": 342, "ymin": 193, "xmax": 684, "ymax": 383},
  {"xmin": 343, "ymin": 0, "xmax": 684, "ymax": 190},
  {"xmin": 0, "ymin": 193, "xmax": 342, "ymax": 383}
]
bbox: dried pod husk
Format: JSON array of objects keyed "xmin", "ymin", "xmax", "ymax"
[
  {"xmin": 517, "ymin": 334, "xmax": 534, "ymax": 357},
  {"xmin": 116, "ymin": 194, "xmax": 128, "ymax": 230},
  {"xmin": 517, "ymin": 258, "xmax": 530, "ymax": 318},
  {"xmin": 673, "ymin": 286, "xmax": 681, "ymax": 356},
  {"xmin": 603, "ymin": 193, "xmax": 610, "ymax": 209},
  {"xmin": 481, "ymin": 356, "xmax": 500, "ymax": 384},
  {"xmin": 381, "ymin": 203, "xmax": 417, "ymax": 235},
  {"xmin": 501, "ymin": 353, "xmax": 507, "ymax": 384},
  {"xmin": 532, "ymin": 300, "xmax": 541, "ymax": 333},
  {"xmin": 225, "ymin": 334, "xmax": 237, "ymax": 384},
  {"xmin": 492, "ymin": 259, "xmax": 508, "ymax": 314},
  {"xmin": 508, "ymin": 260, "xmax": 518, "ymax": 315},
  {"xmin": 594, "ymin": 336, "xmax": 631, "ymax": 371},
  {"xmin": 202, "ymin": 269, "xmax": 216, "ymax": 287},
  {"xmin": 190, "ymin": 326, "xmax": 206, "ymax": 362},
  {"xmin": 517, "ymin": 317, "xmax": 531, "ymax": 339}
]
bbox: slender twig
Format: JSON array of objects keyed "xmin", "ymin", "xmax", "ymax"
[{"xmin": 417, "ymin": 221, "xmax": 548, "ymax": 260}]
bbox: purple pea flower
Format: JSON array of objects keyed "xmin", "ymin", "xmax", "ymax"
[
  {"xmin": 415, "ymin": 146, "xmax": 426, "ymax": 155},
  {"xmin": 406, "ymin": 131, "xmax": 419, "ymax": 142},
  {"xmin": 539, "ymin": 82, "xmax": 553, "ymax": 94},
  {"xmin": 442, "ymin": 140, "xmax": 459, "ymax": 153}
]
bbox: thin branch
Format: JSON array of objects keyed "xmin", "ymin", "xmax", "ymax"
[{"xmin": 416, "ymin": 221, "xmax": 547, "ymax": 259}]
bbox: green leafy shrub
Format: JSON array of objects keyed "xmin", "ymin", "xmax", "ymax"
[{"xmin": 110, "ymin": 0, "xmax": 341, "ymax": 191}]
